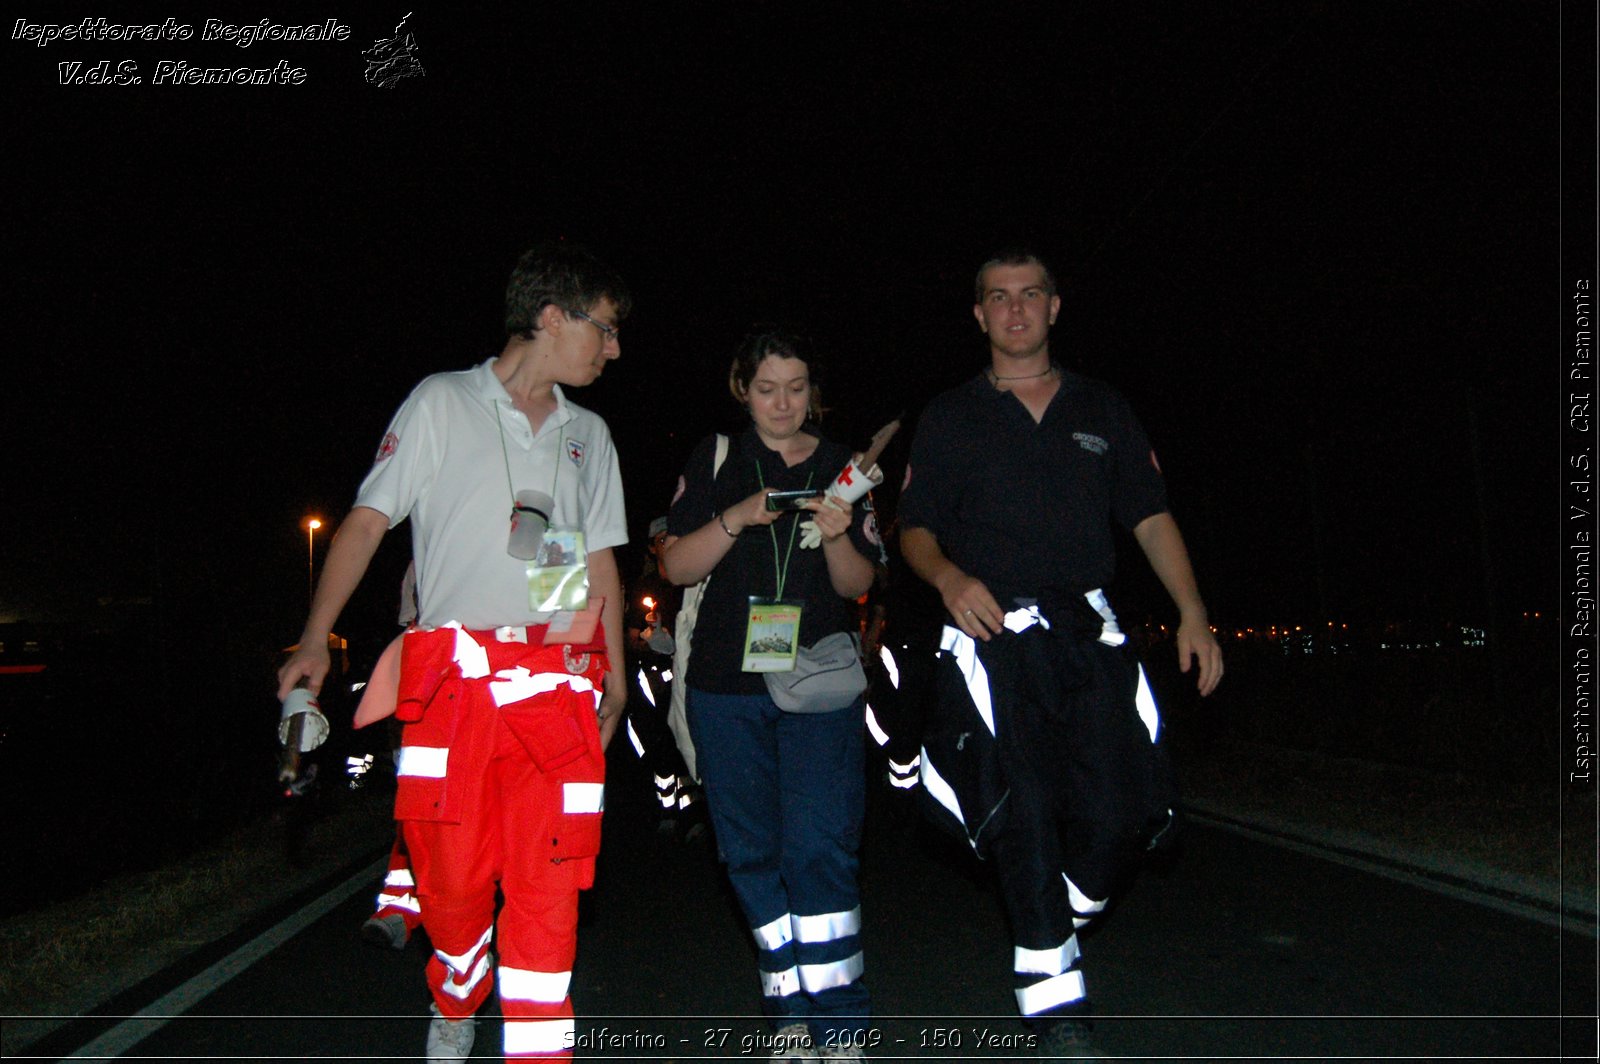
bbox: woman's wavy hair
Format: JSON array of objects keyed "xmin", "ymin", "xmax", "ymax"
[{"xmin": 727, "ymin": 326, "xmax": 824, "ymax": 423}]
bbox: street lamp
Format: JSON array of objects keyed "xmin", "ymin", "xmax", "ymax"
[{"xmin": 305, "ymin": 517, "xmax": 323, "ymax": 609}]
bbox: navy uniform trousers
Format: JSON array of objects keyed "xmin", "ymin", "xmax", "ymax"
[{"xmin": 923, "ymin": 599, "xmax": 1164, "ymax": 1021}]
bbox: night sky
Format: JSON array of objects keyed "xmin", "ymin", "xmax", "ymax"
[{"xmin": 1, "ymin": 2, "xmax": 1582, "ymax": 656}]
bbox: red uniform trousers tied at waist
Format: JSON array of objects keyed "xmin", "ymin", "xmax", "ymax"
[{"xmin": 393, "ymin": 623, "xmax": 610, "ymax": 1058}]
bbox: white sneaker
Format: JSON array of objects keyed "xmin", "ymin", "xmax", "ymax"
[
  {"xmin": 769, "ymin": 1021, "xmax": 817, "ymax": 1063},
  {"xmin": 426, "ymin": 1004, "xmax": 476, "ymax": 1061}
]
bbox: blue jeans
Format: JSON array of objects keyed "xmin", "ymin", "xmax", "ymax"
[{"xmin": 687, "ymin": 687, "xmax": 870, "ymax": 1041}]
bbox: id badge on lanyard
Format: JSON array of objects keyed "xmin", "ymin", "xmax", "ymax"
[
  {"xmin": 526, "ymin": 526, "xmax": 589, "ymax": 612},
  {"xmin": 740, "ymin": 460, "xmax": 813, "ymax": 672},
  {"xmin": 742, "ymin": 597, "xmax": 803, "ymax": 672}
]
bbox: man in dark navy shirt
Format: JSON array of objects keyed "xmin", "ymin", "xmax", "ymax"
[{"xmin": 899, "ymin": 249, "xmax": 1222, "ymax": 1059}]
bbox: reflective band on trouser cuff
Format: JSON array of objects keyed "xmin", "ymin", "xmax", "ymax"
[
  {"xmin": 1015, "ymin": 970, "xmax": 1087, "ymax": 1016},
  {"xmin": 504, "ymin": 1017, "xmax": 577, "ymax": 1055},
  {"xmin": 888, "ymin": 755, "xmax": 920, "ymax": 788},
  {"xmin": 563, "ymin": 782, "xmax": 605, "ymax": 814},
  {"xmin": 498, "ymin": 967, "xmax": 573, "ymax": 1004},
  {"xmin": 626, "ymin": 719, "xmax": 646, "ymax": 757},
  {"xmin": 1064, "ymin": 875, "xmax": 1107, "ymax": 924},
  {"xmin": 798, "ymin": 951, "xmax": 865, "ymax": 992},
  {"xmin": 938, "ymin": 626, "xmax": 996, "ymax": 736},
  {"xmin": 918, "ymin": 753, "xmax": 966, "ymax": 834},
  {"xmin": 435, "ymin": 926, "xmax": 493, "ymax": 973},
  {"xmin": 792, "ymin": 906, "xmax": 861, "ymax": 944},
  {"xmin": 1014, "ymin": 936, "xmax": 1080, "ymax": 976},
  {"xmin": 762, "ymin": 966, "xmax": 801, "ymax": 998},
  {"xmin": 1001, "ymin": 605, "xmax": 1048, "ymax": 633},
  {"xmin": 450, "ymin": 626, "xmax": 491, "ymax": 678},
  {"xmin": 490, "ymin": 669, "xmax": 595, "ymax": 708},
  {"xmin": 396, "ymin": 745, "xmax": 448, "ymax": 778},
  {"xmin": 1135, "ymin": 662, "xmax": 1160, "ymax": 742},
  {"xmin": 753, "ymin": 914, "xmax": 794, "ymax": 951},
  {"xmin": 376, "ymin": 890, "xmax": 421, "ymax": 914},
  {"xmin": 1084, "ymin": 589, "xmax": 1124, "ymax": 646},
  {"xmin": 385, "ymin": 868, "xmax": 416, "ymax": 888},
  {"xmin": 879, "ymin": 645, "xmax": 900, "ymax": 687},
  {"xmin": 439, "ymin": 950, "xmax": 493, "ymax": 1001},
  {"xmin": 865, "ymin": 705, "xmax": 890, "ymax": 746}
]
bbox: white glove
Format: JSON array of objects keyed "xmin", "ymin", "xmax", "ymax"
[{"xmin": 798, "ymin": 518, "xmax": 822, "ymax": 549}]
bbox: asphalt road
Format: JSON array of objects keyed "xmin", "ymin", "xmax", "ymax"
[{"xmin": 34, "ymin": 740, "xmax": 1595, "ymax": 1062}]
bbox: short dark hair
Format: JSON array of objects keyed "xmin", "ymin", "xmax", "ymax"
[
  {"xmin": 727, "ymin": 326, "xmax": 824, "ymax": 422},
  {"xmin": 974, "ymin": 248, "xmax": 1057, "ymax": 303},
  {"xmin": 505, "ymin": 241, "xmax": 633, "ymax": 338}
]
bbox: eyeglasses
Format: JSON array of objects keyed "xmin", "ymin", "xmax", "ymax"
[{"xmin": 563, "ymin": 306, "xmax": 620, "ymax": 342}]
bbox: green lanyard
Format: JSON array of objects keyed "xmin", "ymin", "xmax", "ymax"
[{"xmin": 755, "ymin": 460, "xmax": 813, "ymax": 601}]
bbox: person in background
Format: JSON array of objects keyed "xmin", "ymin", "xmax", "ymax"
[
  {"xmin": 361, "ymin": 561, "xmax": 423, "ymax": 950},
  {"xmin": 623, "ymin": 516, "xmax": 705, "ymax": 839}
]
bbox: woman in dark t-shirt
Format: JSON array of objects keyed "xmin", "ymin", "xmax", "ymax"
[{"xmin": 662, "ymin": 328, "xmax": 878, "ymax": 1055}]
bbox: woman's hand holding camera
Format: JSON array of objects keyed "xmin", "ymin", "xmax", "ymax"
[
  {"xmin": 722, "ymin": 489, "xmax": 784, "ymax": 536},
  {"xmin": 802, "ymin": 494, "xmax": 852, "ymax": 544}
]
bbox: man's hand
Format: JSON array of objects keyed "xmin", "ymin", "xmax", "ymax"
[
  {"xmin": 277, "ymin": 642, "xmax": 331, "ymax": 700},
  {"xmin": 936, "ymin": 571, "xmax": 1005, "ymax": 642},
  {"xmin": 900, "ymin": 526, "xmax": 1005, "ymax": 642},
  {"xmin": 1176, "ymin": 615, "xmax": 1224, "ymax": 696},
  {"xmin": 596, "ymin": 675, "xmax": 626, "ymax": 751},
  {"xmin": 274, "ymin": 506, "xmax": 390, "ymax": 702}
]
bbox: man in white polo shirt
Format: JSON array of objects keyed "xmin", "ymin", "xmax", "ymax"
[{"xmin": 278, "ymin": 241, "xmax": 630, "ymax": 1061}]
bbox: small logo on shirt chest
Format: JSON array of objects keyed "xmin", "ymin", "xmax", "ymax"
[
  {"xmin": 565, "ymin": 439, "xmax": 586, "ymax": 466},
  {"xmin": 1072, "ymin": 432, "xmax": 1108, "ymax": 456}
]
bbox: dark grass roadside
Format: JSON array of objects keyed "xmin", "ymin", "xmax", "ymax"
[
  {"xmin": 1176, "ymin": 736, "xmax": 1597, "ymax": 910},
  {"xmin": 0, "ymin": 783, "xmax": 395, "ymax": 1058}
]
